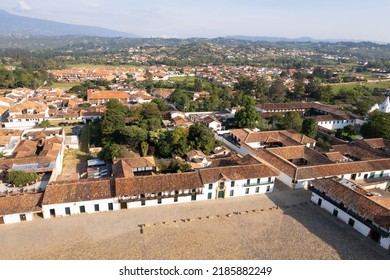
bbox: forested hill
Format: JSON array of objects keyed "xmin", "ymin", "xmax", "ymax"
[{"xmin": 0, "ymin": 10, "xmax": 138, "ymax": 38}]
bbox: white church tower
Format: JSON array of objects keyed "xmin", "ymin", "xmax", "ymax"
[{"xmin": 368, "ymin": 96, "xmax": 390, "ymax": 114}]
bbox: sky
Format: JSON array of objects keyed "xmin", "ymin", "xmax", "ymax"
[{"xmin": 1, "ymin": 0, "xmax": 390, "ymax": 42}]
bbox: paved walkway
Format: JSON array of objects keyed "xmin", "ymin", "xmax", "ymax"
[{"xmin": 0, "ymin": 181, "xmax": 389, "ymax": 260}]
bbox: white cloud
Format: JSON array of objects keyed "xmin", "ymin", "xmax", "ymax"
[{"xmin": 15, "ymin": 0, "xmax": 32, "ymax": 11}]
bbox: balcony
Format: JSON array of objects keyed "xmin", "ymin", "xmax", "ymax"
[
  {"xmin": 243, "ymin": 181, "xmax": 274, "ymax": 188},
  {"xmin": 119, "ymin": 189, "xmax": 203, "ymax": 202}
]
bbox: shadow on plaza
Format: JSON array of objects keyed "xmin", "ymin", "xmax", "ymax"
[{"xmin": 265, "ymin": 180, "xmax": 390, "ymax": 260}]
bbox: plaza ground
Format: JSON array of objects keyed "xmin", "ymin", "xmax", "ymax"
[{"xmin": 0, "ymin": 181, "xmax": 389, "ymax": 260}]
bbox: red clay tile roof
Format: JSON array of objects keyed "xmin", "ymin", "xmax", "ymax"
[
  {"xmin": 0, "ymin": 136, "xmax": 11, "ymax": 146},
  {"xmin": 87, "ymin": 89, "xmax": 129, "ymax": 101},
  {"xmin": 0, "ymin": 193, "xmax": 43, "ymax": 215},
  {"xmin": 115, "ymin": 172, "xmax": 204, "ymax": 196},
  {"xmin": 117, "ymin": 157, "xmax": 156, "ymax": 169},
  {"xmin": 42, "ymin": 179, "xmax": 114, "ymax": 205},
  {"xmin": 332, "ymin": 144, "xmax": 387, "ymax": 161},
  {"xmin": 268, "ymin": 146, "xmax": 334, "ymax": 165},
  {"xmin": 362, "ymin": 138, "xmax": 390, "ymax": 149},
  {"xmin": 310, "ymin": 178, "xmax": 390, "ymax": 230},
  {"xmin": 324, "ymin": 152, "xmax": 348, "ymax": 162},
  {"xmin": 112, "ymin": 159, "xmax": 134, "ymax": 178},
  {"xmin": 296, "ymin": 158, "xmax": 390, "ymax": 180},
  {"xmin": 230, "ymin": 129, "xmax": 315, "ymax": 146},
  {"xmin": 199, "ymin": 164, "xmax": 278, "ymax": 184}
]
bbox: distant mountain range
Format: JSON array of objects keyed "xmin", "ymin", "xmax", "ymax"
[
  {"xmin": 0, "ymin": 10, "xmax": 139, "ymax": 38},
  {"xmin": 0, "ymin": 10, "xmax": 385, "ymax": 44},
  {"xmin": 226, "ymin": 35, "xmax": 383, "ymax": 44}
]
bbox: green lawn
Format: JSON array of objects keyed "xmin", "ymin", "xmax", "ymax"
[
  {"xmin": 169, "ymin": 76, "xmax": 197, "ymax": 82},
  {"xmin": 327, "ymin": 79, "xmax": 390, "ymax": 93},
  {"xmin": 50, "ymin": 82, "xmax": 80, "ymax": 90},
  {"xmin": 169, "ymin": 76, "xmax": 210, "ymax": 88}
]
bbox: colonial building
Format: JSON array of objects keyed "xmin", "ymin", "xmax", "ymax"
[
  {"xmin": 5, "ymin": 101, "xmax": 49, "ymax": 129},
  {"xmin": 0, "ymin": 193, "xmax": 43, "ymax": 225},
  {"xmin": 0, "ymin": 128, "xmax": 65, "ymax": 182},
  {"xmin": 256, "ymin": 102, "xmax": 365, "ymax": 130},
  {"xmin": 41, "ymin": 179, "xmax": 117, "ymax": 218},
  {"xmin": 368, "ymin": 96, "xmax": 390, "ymax": 114},
  {"xmin": 0, "ymin": 157, "xmax": 278, "ymax": 224},
  {"xmin": 219, "ymin": 129, "xmax": 390, "ymax": 189},
  {"xmin": 309, "ymin": 177, "xmax": 390, "ymax": 251}
]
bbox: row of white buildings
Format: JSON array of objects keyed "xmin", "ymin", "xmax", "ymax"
[
  {"xmin": 218, "ymin": 128, "xmax": 390, "ymax": 250},
  {"xmin": 0, "ymin": 155, "xmax": 278, "ymax": 224}
]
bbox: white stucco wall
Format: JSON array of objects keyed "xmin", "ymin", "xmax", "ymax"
[
  {"xmin": 311, "ymin": 193, "xmax": 389, "ymax": 250},
  {"xmin": 2, "ymin": 213, "xmax": 33, "ymax": 224},
  {"xmin": 380, "ymin": 237, "xmax": 390, "ymax": 251},
  {"xmin": 277, "ymin": 172, "xmax": 293, "ymax": 188},
  {"xmin": 42, "ymin": 198, "xmax": 119, "ymax": 218},
  {"xmin": 218, "ymin": 136, "xmax": 251, "ymax": 156},
  {"xmin": 200, "ymin": 177, "xmax": 275, "ymax": 201},
  {"xmin": 318, "ymin": 119, "xmax": 356, "ymax": 130}
]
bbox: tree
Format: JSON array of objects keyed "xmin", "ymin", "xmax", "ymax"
[
  {"xmin": 171, "ymin": 127, "xmax": 191, "ymax": 156},
  {"xmin": 335, "ymin": 128, "xmax": 343, "ymax": 139},
  {"xmin": 354, "ymin": 100, "xmax": 372, "ymax": 116},
  {"xmin": 343, "ymin": 125, "xmax": 356, "ymax": 138},
  {"xmin": 235, "ymin": 76, "xmax": 256, "ymax": 95},
  {"xmin": 90, "ymin": 119, "xmax": 102, "ymax": 147},
  {"xmin": 151, "ymin": 98, "xmax": 170, "ymax": 111},
  {"xmin": 68, "ymin": 84, "xmax": 88, "ymax": 99},
  {"xmin": 301, "ymin": 118, "xmax": 318, "ymax": 138},
  {"xmin": 155, "ymin": 132, "xmax": 174, "ymax": 158},
  {"xmin": 140, "ymin": 102, "xmax": 162, "ymax": 120},
  {"xmin": 169, "ymin": 89, "xmax": 190, "ymax": 111},
  {"xmin": 317, "ymin": 85, "xmax": 335, "ymax": 103},
  {"xmin": 254, "ymin": 77, "xmax": 270, "ymax": 101},
  {"xmin": 120, "ymin": 126, "xmax": 148, "ymax": 149},
  {"xmin": 269, "ymin": 79, "xmax": 287, "ymax": 102},
  {"xmin": 291, "ymin": 80, "xmax": 305, "ymax": 101},
  {"xmin": 361, "ymin": 112, "xmax": 390, "ymax": 139},
  {"xmin": 171, "ymin": 159, "xmax": 192, "ymax": 173},
  {"xmin": 235, "ymin": 96, "xmax": 260, "ymax": 128},
  {"xmin": 282, "ymin": 111, "xmax": 303, "ymax": 132},
  {"xmin": 7, "ymin": 171, "xmax": 39, "ymax": 187},
  {"xmin": 138, "ymin": 102, "xmax": 162, "ymax": 131},
  {"xmin": 141, "ymin": 141, "xmax": 149, "ymax": 157},
  {"xmin": 101, "ymin": 99, "xmax": 128, "ymax": 137},
  {"xmin": 99, "ymin": 143, "xmax": 127, "ymax": 161},
  {"xmin": 305, "ymin": 78, "xmax": 321, "ymax": 98},
  {"xmin": 38, "ymin": 120, "xmax": 51, "ymax": 128},
  {"xmin": 194, "ymin": 78, "xmax": 203, "ymax": 92},
  {"xmin": 188, "ymin": 122, "xmax": 217, "ymax": 155}
]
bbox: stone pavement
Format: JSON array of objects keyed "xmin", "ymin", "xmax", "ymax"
[{"xmin": 0, "ymin": 180, "xmax": 388, "ymax": 260}]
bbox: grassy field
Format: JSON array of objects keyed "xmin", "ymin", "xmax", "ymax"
[
  {"xmin": 169, "ymin": 76, "xmax": 197, "ymax": 82},
  {"xmin": 50, "ymin": 82, "xmax": 79, "ymax": 90},
  {"xmin": 169, "ymin": 76, "xmax": 210, "ymax": 88},
  {"xmin": 327, "ymin": 79, "xmax": 390, "ymax": 93}
]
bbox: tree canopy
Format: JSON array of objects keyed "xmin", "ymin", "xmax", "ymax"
[
  {"xmin": 7, "ymin": 171, "xmax": 39, "ymax": 187},
  {"xmin": 188, "ymin": 122, "xmax": 218, "ymax": 155},
  {"xmin": 235, "ymin": 96, "xmax": 260, "ymax": 128},
  {"xmin": 361, "ymin": 112, "xmax": 390, "ymax": 139},
  {"xmin": 301, "ymin": 117, "xmax": 318, "ymax": 138}
]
